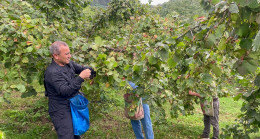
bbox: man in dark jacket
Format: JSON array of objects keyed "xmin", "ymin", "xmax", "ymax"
[{"xmin": 44, "ymin": 41, "xmax": 95, "ymax": 139}]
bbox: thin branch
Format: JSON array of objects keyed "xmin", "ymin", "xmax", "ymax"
[
  {"xmin": 125, "ymin": 23, "xmax": 133, "ymax": 49},
  {"xmin": 104, "ymin": 46, "xmax": 127, "ymax": 52},
  {"xmin": 203, "ymin": 10, "xmax": 228, "ymax": 40},
  {"xmin": 177, "ymin": 25, "xmax": 200, "ymax": 40}
]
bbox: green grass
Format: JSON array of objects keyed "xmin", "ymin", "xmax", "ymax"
[
  {"xmin": 158, "ymin": 97, "xmax": 245, "ymax": 139},
  {"xmin": 0, "ymin": 92, "xmax": 259, "ymax": 139}
]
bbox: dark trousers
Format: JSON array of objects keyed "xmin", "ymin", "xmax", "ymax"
[
  {"xmin": 49, "ymin": 109, "xmax": 80, "ymax": 139},
  {"xmin": 202, "ymin": 99, "xmax": 219, "ymax": 139}
]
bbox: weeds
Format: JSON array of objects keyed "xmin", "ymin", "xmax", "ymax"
[{"xmin": 0, "ymin": 92, "xmax": 259, "ymax": 139}]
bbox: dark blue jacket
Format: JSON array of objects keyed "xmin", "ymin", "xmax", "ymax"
[{"xmin": 44, "ymin": 59, "xmax": 92, "ymax": 112}]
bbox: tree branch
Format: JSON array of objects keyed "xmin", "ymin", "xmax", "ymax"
[
  {"xmin": 104, "ymin": 46, "xmax": 127, "ymax": 52},
  {"xmin": 177, "ymin": 25, "xmax": 201, "ymax": 40}
]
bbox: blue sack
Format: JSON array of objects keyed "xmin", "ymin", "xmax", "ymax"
[{"xmin": 70, "ymin": 94, "xmax": 90, "ymax": 136}]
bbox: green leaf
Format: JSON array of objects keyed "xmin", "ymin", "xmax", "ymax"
[
  {"xmin": 25, "ymin": 47, "xmax": 33, "ymax": 53},
  {"xmin": 218, "ymin": 37, "xmax": 226, "ymax": 51},
  {"xmin": 186, "ymin": 78, "xmax": 195, "ymax": 87},
  {"xmin": 253, "ymin": 30, "xmax": 260, "ymax": 51},
  {"xmin": 158, "ymin": 48, "xmax": 168, "ymax": 62},
  {"xmin": 207, "ymin": 34, "xmax": 216, "ymax": 46},
  {"xmin": 22, "ymin": 57, "xmax": 29, "ymax": 63},
  {"xmin": 148, "ymin": 56, "xmax": 157, "ymax": 65},
  {"xmin": 254, "ymin": 74, "xmax": 260, "ymax": 87},
  {"xmin": 177, "ymin": 42, "xmax": 185, "ymax": 48},
  {"xmin": 16, "ymin": 84, "xmax": 26, "ymax": 93},
  {"xmin": 133, "ymin": 65, "xmax": 140, "ymax": 72},
  {"xmin": 233, "ymin": 93, "xmax": 243, "ymax": 101},
  {"xmin": 241, "ymin": 8, "xmax": 251, "ymax": 20},
  {"xmin": 91, "ymin": 45, "xmax": 98, "ymax": 51},
  {"xmin": 21, "ymin": 87, "xmax": 37, "ymax": 98},
  {"xmin": 229, "ymin": 3, "xmax": 239, "ymax": 13},
  {"xmin": 95, "ymin": 36, "xmax": 103, "ymax": 46},
  {"xmin": 78, "ymin": 57, "xmax": 84, "ymax": 62},
  {"xmin": 166, "ymin": 37, "xmax": 176, "ymax": 44},
  {"xmin": 245, "ymin": 58, "xmax": 258, "ymax": 67},
  {"xmin": 207, "ymin": 16, "xmax": 215, "ymax": 27},
  {"xmin": 237, "ymin": 60, "xmax": 258, "ymax": 75},
  {"xmin": 247, "ymin": 52, "xmax": 259, "ymax": 59},
  {"xmin": 4, "ymin": 62, "xmax": 11, "ymax": 68},
  {"xmin": 120, "ymin": 80, "xmax": 126, "ymax": 86},
  {"xmin": 106, "ymin": 57, "xmax": 118, "ymax": 69},
  {"xmin": 212, "ymin": 0, "xmax": 220, "ymax": 5},
  {"xmin": 98, "ymin": 53, "xmax": 107, "ymax": 59},
  {"xmin": 231, "ymin": 13, "xmax": 239, "ymax": 22},
  {"xmin": 237, "ymin": 23, "xmax": 250, "ymax": 37},
  {"xmin": 200, "ymin": 73, "xmax": 213, "ymax": 84},
  {"xmin": 234, "ymin": 49, "xmax": 246, "ymax": 58},
  {"xmin": 248, "ymin": 0, "xmax": 260, "ymax": 8},
  {"xmin": 113, "ymin": 70, "xmax": 120, "ymax": 82},
  {"xmin": 24, "ymin": 14, "xmax": 31, "ymax": 20},
  {"xmin": 155, "ymin": 42, "xmax": 167, "ymax": 49},
  {"xmin": 215, "ymin": 24, "xmax": 225, "ymax": 39},
  {"xmin": 256, "ymin": 13, "xmax": 260, "ymax": 24},
  {"xmin": 173, "ymin": 54, "xmax": 181, "ymax": 63},
  {"xmin": 243, "ymin": 91, "xmax": 252, "ymax": 98},
  {"xmin": 0, "ymin": 71, "xmax": 4, "ymax": 78},
  {"xmin": 196, "ymin": 29, "xmax": 207, "ymax": 40},
  {"xmin": 186, "ymin": 46, "xmax": 196, "ymax": 55},
  {"xmin": 256, "ymin": 113, "xmax": 260, "ymax": 122},
  {"xmin": 210, "ymin": 64, "xmax": 222, "ymax": 77},
  {"xmin": 107, "ymin": 71, "xmax": 113, "ymax": 76},
  {"xmin": 240, "ymin": 39, "xmax": 252, "ymax": 49},
  {"xmin": 168, "ymin": 57, "xmax": 177, "ymax": 68},
  {"xmin": 0, "ymin": 47, "xmax": 7, "ymax": 53},
  {"xmin": 124, "ymin": 64, "xmax": 130, "ymax": 71},
  {"xmin": 113, "ymin": 61, "xmax": 118, "ymax": 68},
  {"xmin": 0, "ymin": 97, "xmax": 4, "ymax": 103},
  {"xmin": 82, "ymin": 44, "xmax": 89, "ymax": 51},
  {"xmin": 171, "ymin": 71, "xmax": 179, "ymax": 80},
  {"xmin": 234, "ymin": 0, "xmax": 250, "ymax": 7}
]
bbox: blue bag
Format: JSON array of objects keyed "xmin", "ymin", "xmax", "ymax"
[{"xmin": 70, "ymin": 94, "xmax": 90, "ymax": 136}]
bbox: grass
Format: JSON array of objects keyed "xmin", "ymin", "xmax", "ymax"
[
  {"xmin": 160, "ymin": 97, "xmax": 244, "ymax": 139},
  {"xmin": 0, "ymin": 91, "xmax": 259, "ymax": 139}
]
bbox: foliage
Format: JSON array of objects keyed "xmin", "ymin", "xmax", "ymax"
[
  {"xmin": 25, "ymin": 0, "xmax": 90, "ymax": 30},
  {"xmin": 91, "ymin": 0, "xmax": 111, "ymax": 7},
  {"xmin": 0, "ymin": 0, "xmax": 260, "ymax": 137},
  {"xmin": 2, "ymin": 91, "xmax": 257, "ymax": 138},
  {"xmin": 0, "ymin": 0, "xmax": 89, "ymax": 98},
  {"xmin": 86, "ymin": 0, "xmax": 147, "ymax": 38},
  {"xmin": 199, "ymin": 0, "xmax": 260, "ymax": 137},
  {"xmin": 0, "ymin": 130, "xmax": 4, "ymax": 139},
  {"xmin": 157, "ymin": 0, "xmax": 208, "ymax": 24}
]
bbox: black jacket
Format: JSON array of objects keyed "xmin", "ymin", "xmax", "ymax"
[{"xmin": 44, "ymin": 59, "xmax": 93, "ymax": 112}]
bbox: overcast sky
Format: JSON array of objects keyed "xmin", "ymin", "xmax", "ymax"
[{"xmin": 140, "ymin": 0, "xmax": 169, "ymax": 5}]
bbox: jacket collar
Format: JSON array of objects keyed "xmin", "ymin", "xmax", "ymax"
[
  {"xmin": 51, "ymin": 59, "xmax": 72, "ymax": 72},
  {"xmin": 51, "ymin": 59, "xmax": 64, "ymax": 72}
]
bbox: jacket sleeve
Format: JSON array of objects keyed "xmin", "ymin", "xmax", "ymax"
[
  {"xmin": 71, "ymin": 61, "xmax": 93, "ymax": 74},
  {"xmin": 51, "ymin": 71, "xmax": 84, "ymax": 97}
]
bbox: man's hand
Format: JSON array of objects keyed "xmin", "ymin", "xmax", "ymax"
[
  {"xmin": 189, "ymin": 90, "xmax": 201, "ymax": 97},
  {"xmin": 189, "ymin": 90, "xmax": 195, "ymax": 96},
  {"xmin": 79, "ymin": 69, "xmax": 91, "ymax": 79}
]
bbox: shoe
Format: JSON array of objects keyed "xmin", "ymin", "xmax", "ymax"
[{"xmin": 200, "ymin": 134, "xmax": 209, "ymax": 139}]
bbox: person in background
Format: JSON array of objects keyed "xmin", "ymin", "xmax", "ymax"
[
  {"xmin": 188, "ymin": 90, "xmax": 219, "ymax": 139},
  {"xmin": 44, "ymin": 41, "xmax": 95, "ymax": 139},
  {"xmin": 128, "ymin": 81, "xmax": 154, "ymax": 139}
]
